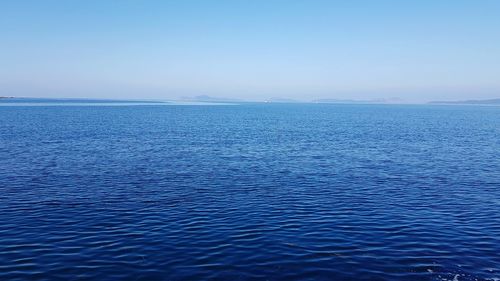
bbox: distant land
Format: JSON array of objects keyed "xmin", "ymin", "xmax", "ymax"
[
  {"xmin": 180, "ymin": 95, "xmax": 242, "ymax": 103},
  {"xmin": 4, "ymin": 96, "xmax": 499, "ymax": 106},
  {"xmin": 0, "ymin": 97, "xmax": 166, "ymax": 102},
  {"xmin": 429, "ymin": 98, "xmax": 500, "ymax": 105}
]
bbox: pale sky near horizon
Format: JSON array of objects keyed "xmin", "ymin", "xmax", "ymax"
[{"xmin": 1, "ymin": 0, "xmax": 499, "ymax": 102}]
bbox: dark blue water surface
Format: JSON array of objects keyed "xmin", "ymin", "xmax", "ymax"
[{"xmin": 1, "ymin": 102, "xmax": 499, "ymax": 281}]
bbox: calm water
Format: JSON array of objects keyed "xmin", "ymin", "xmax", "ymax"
[{"xmin": 1, "ymin": 102, "xmax": 499, "ymax": 281}]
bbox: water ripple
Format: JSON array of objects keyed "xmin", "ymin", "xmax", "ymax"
[{"xmin": 1, "ymin": 104, "xmax": 499, "ymax": 280}]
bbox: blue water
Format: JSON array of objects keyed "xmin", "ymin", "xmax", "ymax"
[{"xmin": 1, "ymin": 102, "xmax": 499, "ymax": 281}]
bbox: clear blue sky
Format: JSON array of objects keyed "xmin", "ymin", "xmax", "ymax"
[{"xmin": 1, "ymin": 0, "xmax": 499, "ymax": 102}]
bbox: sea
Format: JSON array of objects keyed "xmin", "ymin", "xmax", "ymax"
[{"xmin": 1, "ymin": 99, "xmax": 499, "ymax": 281}]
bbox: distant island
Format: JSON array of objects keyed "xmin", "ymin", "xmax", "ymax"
[{"xmin": 429, "ymin": 98, "xmax": 500, "ymax": 105}]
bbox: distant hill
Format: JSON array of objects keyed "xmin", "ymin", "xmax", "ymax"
[{"xmin": 429, "ymin": 98, "xmax": 500, "ymax": 105}]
